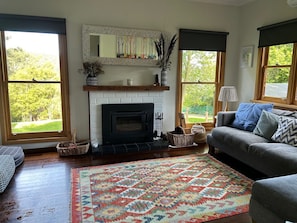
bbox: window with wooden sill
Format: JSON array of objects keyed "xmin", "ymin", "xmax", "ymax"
[
  {"xmin": 254, "ymin": 18, "xmax": 297, "ymax": 110},
  {"xmin": 0, "ymin": 14, "xmax": 71, "ymax": 144}
]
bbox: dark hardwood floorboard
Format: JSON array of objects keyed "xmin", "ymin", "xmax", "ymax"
[{"xmin": 0, "ymin": 144, "xmax": 254, "ymax": 223}]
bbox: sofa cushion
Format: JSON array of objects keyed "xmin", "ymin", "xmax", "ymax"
[
  {"xmin": 211, "ymin": 126, "xmax": 269, "ymax": 153},
  {"xmin": 249, "ymin": 198, "xmax": 284, "ymax": 223},
  {"xmin": 253, "ymin": 110, "xmax": 279, "ymax": 140},
  {"xmin": 248, "ymin": 143, "xmax": 297, "ymax": 176},
  {"xmin": 231, "ymin": 103, "xmax": 273, "ymax": 132},
  {"xmin": 251, "ymin": 174, "xmax": 297, "ymax": 222},
  {"xmin": 0, "ymin": 155, "xmax": 15, "ymax": 193},
  {"xmin": 271, "ymin": 116, "xmax": 297, "ymax": 147},
  {"xmin": 0, "ymin": 146, "xmax": 24, "ymax": 167}
]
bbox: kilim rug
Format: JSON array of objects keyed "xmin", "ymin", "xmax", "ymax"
[{"xmin": 71, "ymin": 154, "xmax": 253, "ymax": 223}]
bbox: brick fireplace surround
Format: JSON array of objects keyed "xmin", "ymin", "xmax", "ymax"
[{"xmin": 88, "ymin": 90, "xmax": 166, "ymax": 147}]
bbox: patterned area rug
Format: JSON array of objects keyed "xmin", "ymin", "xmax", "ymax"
[{"xmin": 71, "ymin": 154, "xmax": 253, "ymax": 223}]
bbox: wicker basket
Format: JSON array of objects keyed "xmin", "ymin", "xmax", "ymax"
[
  {"xmin": 56, "ymin": 141, "xmax": 89, "ymax": 156},
  {"xmin": 167, "ymin": 131, "xmax": 195, "ymax": 147},
  {"xmin": 191, "ymin": 124, "xmax": 207, "ymax": 143},
  {"xmin": 194, "ymin": 133, "xmax": 207, "ymax": 143}
]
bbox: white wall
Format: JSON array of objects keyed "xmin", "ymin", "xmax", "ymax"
[
  {"xmin": 237, "ymin": 0, "xmax": 297, "ymax": 104},
  {"xmin": 2, "ymin": 0, "xmax": 294, "ymax": 149}
]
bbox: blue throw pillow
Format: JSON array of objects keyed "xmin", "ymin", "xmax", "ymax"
[{"xmin": 231, "ymin": 103, "xmax": 273, "ymax": 132}]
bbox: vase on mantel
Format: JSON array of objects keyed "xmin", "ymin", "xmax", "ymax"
[
  {"xmin": 86, "ymin": 76, "xmax": 98, "ymax": 86},
  {"xmin": 161, "ymin": 69, "xmax": 167, "ymax": 86},
  {"xmin": 83, "ymin": 61, "xmax": 104, "ymax": 86}
]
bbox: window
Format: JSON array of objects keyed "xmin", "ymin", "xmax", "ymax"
[
  {"xmin": 255, "ymin": 18, "xmax": 297, "ymax": 108},
  {"xmin": 0, "ymin": 14, "xmax": 71, "ymax": 144},
  {"xmin": 176, "ymin": 29, "xmax": 228, "ymax": 129}
]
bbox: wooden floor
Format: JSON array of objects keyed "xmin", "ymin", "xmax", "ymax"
[{"xmin": 0, "ymin": 144, "xmax": 258, "ymax": 223}]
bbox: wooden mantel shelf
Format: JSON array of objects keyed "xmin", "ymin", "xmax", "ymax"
[{"xmin": 83, "ymin": 85, "xmax": 170, "ymax": 91}]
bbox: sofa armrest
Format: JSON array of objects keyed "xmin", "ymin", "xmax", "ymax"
[{"xmin": 216, "ymin": 111, "xmax": 236, "ymax": 127}]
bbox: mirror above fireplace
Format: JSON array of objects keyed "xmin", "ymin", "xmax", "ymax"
[{"xmin": 82, "ymin": 24, "xmax": 161, "ymax": 66}]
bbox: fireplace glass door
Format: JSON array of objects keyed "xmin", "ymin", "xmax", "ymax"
[{"xmin": 102, "ymin": 103, "xmax": 154, "ymax": 144}]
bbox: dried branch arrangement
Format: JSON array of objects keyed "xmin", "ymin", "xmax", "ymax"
[{"xmin": 154, "ymin": 33, "xmax": 178, "ymax": 70}]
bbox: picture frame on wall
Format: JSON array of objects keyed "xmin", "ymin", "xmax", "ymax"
[{"xmin": 240, "ymin": 45, "xmax": 254, "ymax": 68}]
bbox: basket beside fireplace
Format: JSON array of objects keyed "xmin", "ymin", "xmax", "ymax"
[
  {"xmin": 167, "ymin": 131, "xmax": 195, "ymax": 147},
  {"xmin": 56, "ymin": 141, "xmax": 89, "ymax": 156},
  {"xmin": 56, "ymin": 130, "xmax": 89, "ymax": 156},
  {"xmin": 167, "ymin": 126, "xmax": 196, "ymax": 147}
]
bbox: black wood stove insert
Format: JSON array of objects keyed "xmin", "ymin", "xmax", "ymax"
[{"xmin": 102, "ymin": 103, "xmax": 154, "ymax": 145}]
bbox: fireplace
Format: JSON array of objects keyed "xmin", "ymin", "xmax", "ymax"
[{"xmin": 102, "ymin": 103, "xmax": 154, "ymax": 145}]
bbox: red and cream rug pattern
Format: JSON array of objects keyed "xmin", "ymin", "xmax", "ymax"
[{"xmin": 71, "ymin": 154, "xmax": 253, "ymax": 222}]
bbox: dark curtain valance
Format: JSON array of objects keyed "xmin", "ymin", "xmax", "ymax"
[
  {"xmin": 179, "ymin": 29, "xmax": 229, "ymax": 52},
  {"xmin": 257, "ymin": 18, "xmax": 297, "ymax": 48},
  {"xmin": 0, "ymin": 14, "xmax": 66, "ymax": 34}
]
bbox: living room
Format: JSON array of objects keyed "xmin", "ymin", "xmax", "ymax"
[
  {"xmin": 1, "ymin": 0, "xmax": 297, "ymax": 222},
  {"xmin": 0, "ymin": 0, "xmax": 295, "ymax": 151}
]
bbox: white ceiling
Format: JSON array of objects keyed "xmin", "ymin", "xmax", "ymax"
[{"xmin": 186, "ymin": 0, "xmax": 256, "ymax": 6}]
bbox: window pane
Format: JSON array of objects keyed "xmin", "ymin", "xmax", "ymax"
[
  {"xmin": 5, "ymin": 31, "xmax": 60, "ymax": 81},
  {"xmin": 181, "ymin": 50, "xmax": 217, "ymax": 124},
  {"xmin": 268, "ymin": 43, "xmax": 293, "ymax": 66},
  {"xmin": 182, "ymin": 51, "xmax": 216, "ymax": 82},
  {"xmin": 8, "ymin": 83, "xmax": 63, "ymax": 134},
  {"xmin": 264, "ymin": 67, "xmax": 289, "ymax": 98},
  {"xmin": 181, "ymin": 84, "xmax": 215, "ymax": 123},
  {"xmin": 4, "ymin": 31, "xmax": 63, "ymax": 135}
]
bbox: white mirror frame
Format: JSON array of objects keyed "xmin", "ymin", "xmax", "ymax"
[{"xmin": 82, "ymin": 24, "xmax": 161, "ymax": 66}]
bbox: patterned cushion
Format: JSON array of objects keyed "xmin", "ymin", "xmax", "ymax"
[
  {"xmin": 0, "ymin": 155, "xmax": 15, "ymax": 193},
  {"xmin": 271, "ymin": 108, "xmax": 295, "ymax": 117},
  {"xmin": 271, "ymin": 116, "xmax": 297, "ymax": 146},
  {"xmin": 0, "ymin": 146, "xmax": 24, "ymax": 167}
]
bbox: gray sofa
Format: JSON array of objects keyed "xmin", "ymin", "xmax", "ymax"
[
  {"xmin": 249, "ymin": 174, "xmax": 297, "ymax": 223},
  {"xmin": 207, "ymin": 109, "xmax": 297, "ymax": 177},
  {"xmin": 207, "ymin": 107, "xmax": 297, "ymax": 222}
]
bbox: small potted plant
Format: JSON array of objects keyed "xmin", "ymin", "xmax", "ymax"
[
  {"xmin": 83, "ymin": 61, "xmax": 104, "ymax": 85},
  {"xmin": 154, "ymin": 33, "xmax": 178, "ymax": 86}
]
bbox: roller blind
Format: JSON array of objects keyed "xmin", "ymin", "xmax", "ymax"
[
  {"xmin": 257, "ymin": 18, "xmax": 297, "ymax": 48},
  {"xmin": 179, "ymin": 29, "xmax": 229, "ymax": 52},
  {"xmin": 0, "ymin": 13, "xmax": 66, "ymax": 34}
]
